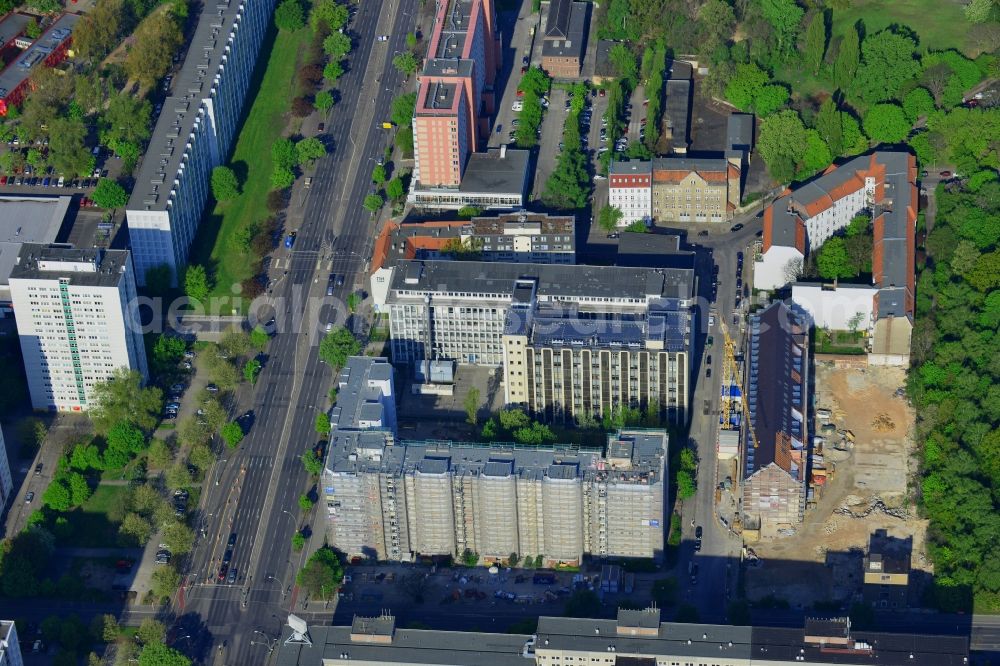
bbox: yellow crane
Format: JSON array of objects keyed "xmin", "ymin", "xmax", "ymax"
[{"xmin": 718, "ymin": 320, "xmax": 758, "ymax": 450}]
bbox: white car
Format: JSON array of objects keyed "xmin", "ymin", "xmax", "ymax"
[
  {"xmin": 511, "ymin": 101, "xmax": 523, "ymax": 112},
  {"xmin": 377, "ymin": 35, "xmax": 389, "ymax": 42}
]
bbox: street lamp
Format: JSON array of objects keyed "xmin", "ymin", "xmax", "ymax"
[
  {"xmin": 266, "ymin": 574, "xmax": 289, "ymax": 600},
  {"xmin": 251, "ymin": 630, "xmax": 279, "ymax": 653}
]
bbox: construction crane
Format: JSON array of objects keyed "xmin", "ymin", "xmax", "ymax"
[{"xmin": 718, "ymin": 320, "xmax": 758, "ymax": 450}]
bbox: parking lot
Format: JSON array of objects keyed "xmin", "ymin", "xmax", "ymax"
[{"xmin": 332, "ymin": 562, "xmax": 665, "ymax": 631}]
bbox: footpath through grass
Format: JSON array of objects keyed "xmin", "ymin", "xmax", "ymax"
[{"xmin": 190, "ymin": 25, "xmax": 311, "ymax": 296}]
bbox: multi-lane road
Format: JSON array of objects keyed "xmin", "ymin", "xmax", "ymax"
[{"xmin": 178, "ymin": 0, "xmax": 418, "ymax": 662}]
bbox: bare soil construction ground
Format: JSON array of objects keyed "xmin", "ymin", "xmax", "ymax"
[{"xmin": 745, "ymin": 362, "xmax": 930, "ymax": 608}]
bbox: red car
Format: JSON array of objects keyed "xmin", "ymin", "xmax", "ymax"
[
  {"xmin": 0, "ymin": 175, "xmax": 6, "ymax": 185},
  {"xmin": 599, "ymin": 89, "xmax": 606, "ymax": 97},
  {"xmin": 516, "ymin": 89, "xmax": 524, "ymax": 98},
  {"xmin": 217, "ymin": 563, "xmax": 229, "ymax": 582},
  {"xmin": 520, "ymin": 66, "xmax": 527, "ymax": 74},
  {"xmin": 940, "ymin": 171, "xmax": 952, "ymax": 178}
]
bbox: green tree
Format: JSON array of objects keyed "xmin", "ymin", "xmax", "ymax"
[
  {"xmin": 863, "ymin": 103, "xmax": 909, "ymax": 144},
  {"xmin": 386, "ymin": 177, "xmax": 405, "ymax": 200},
  {"xmin": 184, "ymin": 264, "xmax": 211, "ymax": 302},
  {"xmin": 757, "ymin": 110, "xmax": 808, "ymax": 183},
  {"xmin": 314, "ymin": 90, "xmax": 334, "ymax": 113},
  {"xmin": 851, "ymin": 30, "xmax": 922, "ymax": 105},
  {"xmin": 964, "ymin": 0, "xmax": 995, "ymax": 22},
  {"xmin": 310, "ymin": 0, "xmax": 349, "ymax": 31},
  {"xmin": 250, "ymin": 326, "xmax": 270, "ymax": 351},
  {"xmin": 609, "ymin": 43, "xmax": 638, "ymax": 85},
  {"xmin": 296, "ymin": 137, "xmax": 326, "ymax": 165},
  {"xmin": 150, "ymin": 334, "xmax": 186, "ymax": 379},
  {"xmin": 211, "ymin": 166, "xmax": 239, "ymax": 200},
  {"xmin": 147, "ymin": 439, "xmax": 173, "ymax": 469},
  {"xmin": 296, "ymin": 546, "xmax": 343, "ymax": 599},
  {"xmin": 43, "ymin": 479, "xmax": 72, "ymax": 511},
  {"xmin": 315, "ymin": 411, "xmax": 331, "ymax": 435},
  {"xmin": 319, "ymin": 327, "xmax": 361, "ymax": 367},
  {"xmin": 802, "ymin": 129, "xmax": 833, "ymax": 173},
  {"xmin": 371, "ymin": 163, "xmax": 387, "ymax": 184},
  {"xmin": 464, "ymin": 387, "xmax": 480, "ymax": 425},
  {"xmin": 274, "ymin": 0, "xmax": 305, "ymax": 31},
  {"xmin": 136, "ymin": 619, "xmax": 166, "ymax": 646},
  {"xmin": 760, "ymin": 0, "xmax": 804, "ymax": 57},
  {"xmin": 91, "ymin": 179, "xmax": 128, "ymax": 209},
  {"xmin": 221, "ymin": 421, "xmax": 244, "ymax": 448},
  {"xmin": 243, "ymin": 359, "xmax": 261, "ymax": 384},
  {"xmin": 138, "ymin": 641, "xmax": 191, "ymax": 666},
  {"xmin": 161, "ymin": 522, "xmax": 195, "ymax": 555},
  {"xmin": 363, "ymin": 193, "xmax": 384, "ymax": 212},
  {"xmin": 391, "ymin": 92, "xmax": 417, "ymax": 127},
  {"xmin": 90, "ymin": 369, "xmax": 163, "ymax": 434},
  {"xmin": 291, "ymin": 532, "xmax": 306, "ymax": 550},
  {"xmin": 68, "ymin": 472, "xmax": 92, "ymax": 506},
  {"xmin": 120, "ymin": 512, "xmax": 153, "ymax": 545},
  {"xmin": 102, "ymin": 92, "xmax": 152, "ymax": 148},
  {"xmin": 70, "ymin": 442, "xmax": 103, "ymax": 471},
  {"xmin": 323, "ymin": 32, "xmax": 351, "ymax": 59},
  {"xmin": 188, "ymin": 444, "xmax": 215, "ymax": 471},
  {"xmin": 967, "ymin": 250, "xmax": 1000, "ymax": 291},
  {"xmin": 393, "ymin": 52, "xmax": 419, "ymax": 76},
  {"xmin": 124, "ymin": 12, "xmax": 183, "ymax": 88},
  {"xmin": 299, "ymin": 494, "xmax": 314, "ymax": 511},
  {"xmin": 833, "ymin": 24, "xmax": 860, "ymax": 91},
  {"xmin": 903, "ymin": 87, "xmax": 934, "ymax": 123},
  {"xmin": 815, "ymin": 98, "xmax": 844, "ymax": 157},
  {"xmin": 323, "ymin": 60, "xmax": 344, "ymax": 82},
  {"xmin": 301, "ymin": 450, "xmax": 323, "ymax": 476},
  {"xmin": 802, "ymin": 12, "xmax": 827, "ymax": 74},
  {"xmin": 754, "ymin": 85, "xmax": 789, "ymax": 117},
  {"xmin": 598, "ymin": 205, "xmax": 624, "ymax": 233},
  {"xmin": 816, "ymin": 237, "xmax": 855, "ymax": 279}
]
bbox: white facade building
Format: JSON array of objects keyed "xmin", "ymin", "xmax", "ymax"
[
  {"xmin": 9, "ymin": 245, "xmax": 148, "ymax": 412},
  {"xmin": 608, "ymin": 160, "xmax": 652, "ymax": 225},
  {"xmin": 126, "ymin": 0, "xmax": 276, "ymax": 286},
  {"xmin": 0, "ymin": 620, "xmax": 23, "ymax": 666}
]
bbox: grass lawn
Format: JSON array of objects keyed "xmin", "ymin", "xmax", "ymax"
[
  {"xmin": 189, "ymin": 25, "xmax": 312, "ymax": 298},
  {"xmin": 65, "ymin": 484, "xmax": 128, "ymax": 547},
  {"xmin": 829, "ymin": 0, "xmax": 972, "ymax": 56}
]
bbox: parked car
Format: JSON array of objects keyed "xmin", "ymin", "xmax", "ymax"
[
  {"xmin": 227, "ymin": 567, "xmax": 238, "ymax": 584},
  {"xmin": 940, "ymin": 170, "xmax": 952, "ymax": 177},
  {"xmin": 228, "ymin": 533, "xmax": 238, "ymax": 547},
  {"xmin": 25, "ymin": 491, "xmax": 34, "ymax": 503},
  {"xmin": 35, "ymin": 463, "xmax": 43, "ymax": 475},
  {"xmin": 284, "ymin": 231, "xmax": 296, "ymax": 248},
  {"xmin": 730, "ymin": 223, "xmax": 744, "ymax": 232}
]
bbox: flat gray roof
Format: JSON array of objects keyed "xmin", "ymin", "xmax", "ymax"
[
  {"xmin": 0, "ymin": 195, "xmax": 71, "ymax": 287},
  {"xmin": 459, "ymin": 147, "xmax": 530, "ymax": 195},
  {"xmin": 0, "ymin": 13, "xmax": 78, "ymax": 102},
  {"xmin": 0, "ymin": 13, "xmax": 33, "ymax": 48},
  {"xmin": 328, "ymin": 428, "xmax": 666, "ymax": 484},
  {"xmin": 727, "ymin": 113, "xmax": 754, "ymax": 153},
  {"xmin": 616, "ymin": 233, "xmax": 696, "ymax": 270},
  {"xmin": 419, "ymin": 79, "xmax": 458, "ymax": 112},
  {"xmin": 664, "ymin": 79, "xmax": 691, "ymax": 147},
  {"xmin": 275, "ymin": 625, "xmax": 533, "ymax": 666},
  {"xmin": 127, "ymin": 0, "xmax": 252, "ymax": 212},
  {"xmin": 330, "ymin": 357, "xmax": 394, "ymax": 430},
  {"xmin": 10, "ymin": 243, "xmax": 131, "ymax": 288},
  {"xmin": 388, "ymin": 259, "xmax": 694, "ymax": 302},
  {"xmin": 537, "ymin": 616, "xmax": 754, "ymax": 661}
]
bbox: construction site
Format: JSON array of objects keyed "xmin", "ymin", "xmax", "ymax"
[{"xmin": 741, "ymin": 360, "xmax": 930, "ymax": 609}]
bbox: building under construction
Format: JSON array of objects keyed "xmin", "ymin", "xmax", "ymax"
[
  {"xmin": 740, "ymin": 301, "xmax": 812, "ymax": 537},
  {"xmin": 321, "ymin": 357, "xmax": 668, "ymax": 564}
]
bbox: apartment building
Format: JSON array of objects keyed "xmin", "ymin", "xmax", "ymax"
[
  {"xmin": 0, "ymin": 426, "xmax": 12, "ymax": 513},
  {"xmin": 502, "ymin": 300, "xmax": 691, "ymax": 423},
  {"xmin": 274, "ymin": 611, "xmax": 969, "ymax": 666},
  {"xmin": 8, "ymin": 245, "xmax": 148, "ymax": 412},
  {"xmin": 0, "ymin": 621, "xmax": 23, "ymax": 666},
  {"xmin": 608, "ymin": 160, "xmax": 651, "ymax": 225},
  {"xmin": 742, "ymin": 301, "xmax": 810, "ymax": 536},
  {"xmin": 325, "ymin": 426, "xmax": 668, "ymax": 564},
  {"xmin": 609, "ymin": 156, "xmax": 741, "ymax": 224},
  {"xmin": 125, "ymin": 0, "xmax": 276, "ymax": 286},
  {"xmin": 411, "ymin": 0, "xmax": 500, "ymax": 191},
  {"xmin": 386, "ymin": 259, "xmax": 694, "ymax": 365},
  {"xmin": 759, "ymin": 152, "xmax": 917, "ymax": 365},
  {"xmin": 0, "ymin": 13, "xmax": 78, "ymax": 116}
]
